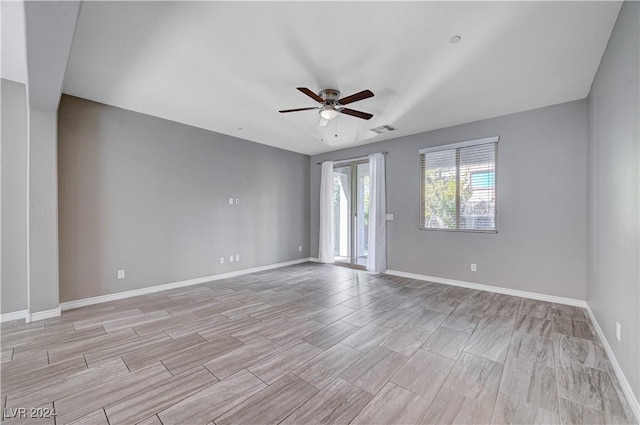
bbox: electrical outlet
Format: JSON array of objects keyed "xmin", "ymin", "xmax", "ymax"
[
  {"xmin": 616, "ymin": 322, "xmax": 621, "ymax": 341},
  {"xmin": 219, "ymin": 257, "xmax": 225, "ymax": 264},
  {"xmin": 117, "ymin": 269, "xmax": 125, "ymax": 279},
  {"xmin": 298, "ymin": 245, "xmax": 302, "ymax": 252},
  {"xmin": 229, "ymin": 255, "xmax": 234, "ymax": 263},
  {"xmin": 471, "ymin": 263, "xmax": 477, "ymax": 272},
  {"xmin": 236, "ymin": 254, "xmax": 240, "ymax": 262}
]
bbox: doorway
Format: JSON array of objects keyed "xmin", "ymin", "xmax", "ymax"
[{"xmin": 333, "ymin": 160, "xmax": 369, "ymax": 268}]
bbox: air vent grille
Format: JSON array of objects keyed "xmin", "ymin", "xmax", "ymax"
[{"xmin": 370, "ymin": 124, "xmax": 397, "ymax": 134}]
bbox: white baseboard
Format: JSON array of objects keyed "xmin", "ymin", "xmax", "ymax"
[
  {"xmin": 585, "ymin": 305, "xmax": 640, "ymax": 422},
  {"xmin": 0, "ymin": 309, "xmax": 28, "ymax": 323},
  {"xmin": 384, "ymin": 269, "xmax": 587, "ymax": 308},
  {"xmin": 0, "ymin": 307, "xmax": 63, "ymax": 323},
  {"xmin": 26, "ymin": 307, "xmax": 61, "ymax": 323},
  {"xmin": 60, "ymin": 258, "xmax": 313, "ymax": 311},
  {"xmin": 0, "ymin": 307, "xmax": 60, "ymax": 323}
]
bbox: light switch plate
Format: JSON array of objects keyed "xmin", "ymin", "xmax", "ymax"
[
  {"xmin": 385, "ymin": 214, "xmax": 394, "ymax": 220},
  {"xmin": 235, "ymin": 198, "xmax": 240, "ymax": 205},
  {"xmin": 228, "ymin": 197, "xmax": 234, "ymax": 205},
  {"xmin": 117, "ymin": 269, "xmax": 125, "ymax": 279}
]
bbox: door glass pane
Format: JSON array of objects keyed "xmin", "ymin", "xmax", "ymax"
[
  {"xmin": 355, "ymin": 163, "xmax": 370, "ymax": 266},
  {"xmin": 333, "ymin": 166, "xmax": 351, "ymax": 263}
]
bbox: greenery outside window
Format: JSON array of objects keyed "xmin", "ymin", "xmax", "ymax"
[{"xmin": 419, "ymin": 137, "xmax": 498, "ymax": 232}]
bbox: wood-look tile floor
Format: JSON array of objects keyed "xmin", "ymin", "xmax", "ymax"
[{"xmin": 1, "ymin": 263, "xmax": 636, "ymax": 425}]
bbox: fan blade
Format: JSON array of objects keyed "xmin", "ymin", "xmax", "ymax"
[
  {"xmin": 318, "ymin": 117, "xmax": 329, "ymax": 127},
  {"xmin": 279, "ymin": 107, "xmax": 319, "ymax": 113},
  {"xmin": 338, "ymin": 89, "xmax": 374, "ymax": 105},
  {"xmin": 340, "ymin": 108, "xmax": 373, "ymax": 120},
  {"xmin": 297, "ymin": 87, "xmax": 325, "ymax": 103}
]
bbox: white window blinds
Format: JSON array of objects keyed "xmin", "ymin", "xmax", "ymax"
[{"xmin": 420, "ymin": 137, "xmax": 498, "ymax": 232}]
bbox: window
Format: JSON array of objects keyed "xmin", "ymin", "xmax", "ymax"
[{"xmin": 420, "ymin": 137, "xmax": 498, "ymax": 232}]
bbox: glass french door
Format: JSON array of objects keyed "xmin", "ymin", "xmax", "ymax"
[{"xmin": 333, "ymin": 161, "xmax": 370, "ymax": 268}]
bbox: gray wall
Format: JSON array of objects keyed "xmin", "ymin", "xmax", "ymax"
[
  {"xmin": 28, "ymin": 106, "xmax": 61, "ymax": 312},
  {"xmin": 1, "ymin": 79, "xmax": 28, "ymax": 313},
  {"xmin": 311, "ymin": 100, "xmax": 588, "ymax": 300},
  {"xmin": 58, "ymin": 95, "xmax": 310, "ymax": 302},
  {"xmin": 587, "ymin": 0, "xmax": 639, "ymax": 402}
]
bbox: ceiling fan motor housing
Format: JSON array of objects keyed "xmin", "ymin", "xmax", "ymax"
[{"xmin": 319, "ymin": 89, "xmax": 341, "ymax": 103}]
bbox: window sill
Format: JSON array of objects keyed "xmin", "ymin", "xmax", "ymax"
[{"xmin": 419, "ymin": 228, "xmax": 498, "ymax": 234}]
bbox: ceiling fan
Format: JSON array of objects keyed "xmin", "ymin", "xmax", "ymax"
[{"xmin": 279, "ymin": 87, "xmax": 374, "ymax": 127}]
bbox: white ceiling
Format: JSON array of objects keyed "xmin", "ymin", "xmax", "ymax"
[
  {"xmin": 62, "ymin": 1, "xmax": 621, "ymax": 155},
  {"xmin": 0, "ymin": 0, "xmax": 27, "ymax": 84}
]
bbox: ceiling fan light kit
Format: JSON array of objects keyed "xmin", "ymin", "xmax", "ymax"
[
  {"xmin": 319, "ymin": 106, "xmax": 339, "ymax": 120},
  {"xmin": 279, "ymin": 87, "xmax": 374, "ymax": 125}
]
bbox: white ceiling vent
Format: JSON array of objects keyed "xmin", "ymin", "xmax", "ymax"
[{"xmin": 370, "ymin": 124, "xmax": 397, "ymax": 134}]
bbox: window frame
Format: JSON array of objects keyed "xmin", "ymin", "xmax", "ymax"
[{"xmin": 419, "ymin": 136, "xmax": 499, "ymax": 233}]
